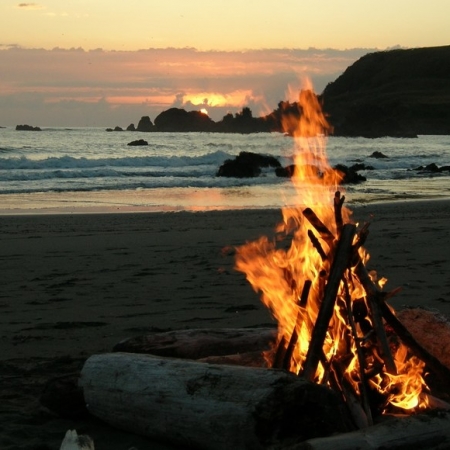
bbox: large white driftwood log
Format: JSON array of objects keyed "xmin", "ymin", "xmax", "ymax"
[
  {"xmin": 278, "ymin": 411, "xmax": 450, "ymax": 450},
  {"xmin": 80, "ymin": 353, "xmax": 351, "ymax": 450}
]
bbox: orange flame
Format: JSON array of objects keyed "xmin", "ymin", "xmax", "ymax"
[{"xmin": 234, "ymin": 79, "xmax": 426, "ymax": 413}]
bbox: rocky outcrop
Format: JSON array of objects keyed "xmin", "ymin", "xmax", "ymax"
[
  {"xmin": 412, "ymin": 163, "xmax": 450, "ymax": 173},
  {"xmin": 16, "ymin": 124, "xmax": 41, "ymax": 131},
  {"xmin": 127, "ymin": 139, "xmax": 148, "ymax": 146},
  {"xmin": 369, "ymin": 151, "xmax": 389, "ymax": 159},
  {"xmin": 322, "ymin": 45, "xmax": 450, "ymax": 137},
  {"xmin": 333, "ymin": 164, "xmax": 367, "ymax": 184},
  {"xmin": 154, "ymin": 108, "xmax": 215, "ymax": 132},
  {"xmin": 136, "ymin": 116, "xmax": 155, "ymax": 132},
  {"xmin": 126, "ymin": 123, "xmax": 136, "ymax": 131},
  {"xmin": 217, "ymin": 151, "xmax": 281, "ymax": 178}
]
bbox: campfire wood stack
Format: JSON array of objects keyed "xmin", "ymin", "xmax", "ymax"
[{"xmin": 271, "ymin": 191, "xmax": 450, "ymax": 425}]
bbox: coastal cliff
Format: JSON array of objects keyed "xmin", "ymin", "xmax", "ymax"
[{"xmin": 322, "ymin": 45, "xmax": 450, "ymax": 137}]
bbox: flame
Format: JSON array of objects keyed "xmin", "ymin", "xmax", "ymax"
[{"xmin": 234, "ymin": 78, "xmax": 426, "ymax": 414}]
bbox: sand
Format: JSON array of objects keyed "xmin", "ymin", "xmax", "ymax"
[{"xmin": 1, "ymin": 200, "xmax": 450, "ymax": 449}]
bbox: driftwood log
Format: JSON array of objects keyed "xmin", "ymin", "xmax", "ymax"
[
  {"xmin": 278, "ymin": 411, "xmax": 450, "ymax": 450},
  {"xmin": 80, "ymin": 353, "xmax": 352, "ymax": 450},
  {"xmin": 113, "ymin": 327, "xmax": 277, "ymax": 360}
]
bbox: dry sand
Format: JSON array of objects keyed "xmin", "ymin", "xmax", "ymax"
[{"xmin": 1, "ymin": 200, "xmax": 450, "ymax": 449}]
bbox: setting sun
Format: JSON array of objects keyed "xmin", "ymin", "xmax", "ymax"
[{"xmin": 200, "ymin": 108, "xmax": 208, "ymax": 115}]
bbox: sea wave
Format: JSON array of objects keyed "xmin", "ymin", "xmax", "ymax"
[{"xmin": 0, "ymin": 150, "xmax": 232, "ymax": 170}]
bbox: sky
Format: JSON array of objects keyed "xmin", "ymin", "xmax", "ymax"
[{"xmin": 1, "ymin": 1, "xmax": 449, "ymax": 126}]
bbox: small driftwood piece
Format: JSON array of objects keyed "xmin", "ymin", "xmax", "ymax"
[
  {"xmin": 280, "ymin": 411, "xmax": 450, "ymax": 450},
  {"xmin": 113, "ymin": 327, "xmax": 276, "ymax": 359},
  {"xmin": 343, "ymin": 282, "xmax": 373, "ymax": 426},
  {"xmin": 80, "ymin": 353, "xmax": 352, "ymax": 450},
  {"xmin": 333, "ymin": 191, "xmax": 345, "ymax": 235},
  {"xmin": 366, "ymin": 291, "xmax": 397, "ymax": 375},
  {"xmin": 302, "ymin": 224, "xmax": 356, "ymax": 381},
  {"xmin": 353, "ymin": 257, "xmax": 397, "ymax": 375},
  {"xmin": 302, "ymin": 207, "xmax": 335, "ymax": 246},
  {"xmin": 282, "ymin": 280, "xmax": 312, "ymax": 370},
  {"xmin": 307, "ymin": 230, "xmax": 328, "ymax": 261}
]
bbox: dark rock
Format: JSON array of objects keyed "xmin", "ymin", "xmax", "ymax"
[
  {"xmin": 127, "ymin": 139, "xmax": 148, "ymax": 146},
  {"xmin": 413, "ymin": 163, "xmax": 450, "ymax": 173},
  {"xmin": 137, "ymin": 116, "xmax": 155, "ymax": 132},
  {"xmin": 275, "ymin": 163, "xmax": 366, "ymax": 184},
  {"xmin": 106, "ymin": 128, "xmax": 113, "ymax": 132},
  {"xmin": 114, "ymin": 126, "xmax": 123, "ymax": 131},
  {"xmin": 214, "ymin": 107, "xmax": 275, "ymax": 133},
  {"xmin": 127, "ymin": 123, "xmax": 136, "ymax": 131},
  {"xmin": 333, "ymin": 164, "xmax": 367, "ymax": 184},
  {"xmin": 154, "ymin": 108, "xmax": 215, "ymax": 132},
  {"xmin": 369, "ymin": 151, "xmax": 389, "ymax": 159},
  {"xmin": 217, "ymin": 151, "xmax": 281, "ymax": 178},
  {"xmin": 275, "ymin": 165, "xmax": 296, "ymax": 178},
  {"xmin": 350, "ymin": 163, "xmax": 375, "ymax": 171},
  {"xmin": 422, "ymin": 163, "xmax": 440, "ymax": 172},
  {"xmin": 16, "ymin": 124, "xmax": 41, "ymax": 131},
  {"xmin": 275, "ymin": 164, "xmax": 322, "ymax": 178}
]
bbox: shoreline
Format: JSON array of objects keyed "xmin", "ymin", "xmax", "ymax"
[
  {"xmin": 1, "ymin": 199, "xmax": 450, "ymax": 449},
  {"xmin": 1, "ymin": 193, "xmax": 450, "ymax": 216}
]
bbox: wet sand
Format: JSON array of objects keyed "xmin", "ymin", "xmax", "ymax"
[{"xmin": 1, "ymin": 200, "xmax": 449, "ymax": 449}]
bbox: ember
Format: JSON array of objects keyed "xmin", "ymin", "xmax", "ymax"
[{"xmin": 234, "ymin": 79, "xmax": 434, "ymax": 423}]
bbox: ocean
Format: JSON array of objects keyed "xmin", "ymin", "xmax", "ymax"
[{"xmin": 1, "ymin": 127, "xmax": 449, "ymax": 213}]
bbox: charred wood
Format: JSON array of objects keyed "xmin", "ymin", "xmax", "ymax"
[
  {"xmin": 333, "ymin": 191, "xmax": 345, "ymax": 235},
  {"xmin": 354, "ymin": 261, "xmax": 450, "ymax": 386},
  {"xmin": 302, "ymin": 224, "xmax": 356, "ymax": 382},
  {"xmin": 282, "ymin": 281, "xmax": 312, "ymax": 370},
  {"xmin": 302, "ymin": 208, "xmax": 335, "ymax": 246}
]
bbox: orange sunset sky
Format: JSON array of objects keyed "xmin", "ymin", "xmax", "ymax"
[{"xmin": 1, "ymin": 1, "xmax": 449, "ymax": 126}]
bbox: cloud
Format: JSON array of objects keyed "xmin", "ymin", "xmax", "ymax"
[
  {"xmin": 0, "ymin": 46, "xmax": 374, "ymax": 126},
  {"xmin": 16, "ymin": 3, "xmax": 44, "ymax": 9}
]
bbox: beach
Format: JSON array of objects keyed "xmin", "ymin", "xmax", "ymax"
[{"xmin": 1, "ymin": 200, "xmax": 450, "ymax": 449}]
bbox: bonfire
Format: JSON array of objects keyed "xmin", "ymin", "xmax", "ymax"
[{"xmin": 234, "ymin": 82, "xmax": 427, "ymax": 421}]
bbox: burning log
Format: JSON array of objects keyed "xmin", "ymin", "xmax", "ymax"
[
  {"xmin": 282, "ymin": 280, "xmax": 313, "ymax": 370},
  {"xmin": 354, "ymin": 260, "xmax": 450, "ymax": 386},
  {"xmin": 333, "ymin": 191, "xmax": 345, "ymax": 235},
  {"xmin": 366, "ymin": 291, "xmax": 397, "ymax": 375},
  {"xmin": 301, "ymin": 223, "xmax": 356, "ymax": 382},
  {"xmin": 302, "ymin": 207, "xmax": 335, "ymax": 247},
  {"xmin": 343, "ymin": 282, "xmax": 373, "ymax": 425},
  {"xmin": 80, "ymin": 353, "xmax": 352, "ymax": 450}
]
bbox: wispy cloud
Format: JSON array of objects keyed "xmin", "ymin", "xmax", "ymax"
[
  {"xmin": 0, "ymin": 47, "xmax": 372, "ymax": 126},
  {"xmin": 16, "ymin": 3, "xmax": 44, "ymax": 9}
]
